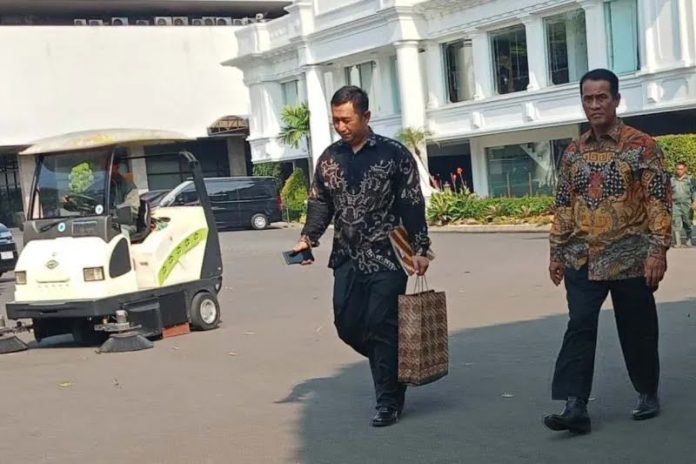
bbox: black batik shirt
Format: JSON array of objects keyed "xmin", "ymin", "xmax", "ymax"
[{"xmin": 301, "ymin": 131, "xmax": 431, "ymax": 274}]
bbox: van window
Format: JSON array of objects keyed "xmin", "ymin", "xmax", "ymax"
[
  {"xmin": 236, "ymin": 179, "xmax": 276, "ymax": 201},
  {"xmin": 207, "ymin": 180, "xmax": 235, "ymax": 202},
  {"xmin": 175, "ymin": 185, "xmax": 198, "ymax": 205}
]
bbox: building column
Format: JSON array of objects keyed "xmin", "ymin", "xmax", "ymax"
[
  {"xmin": 261, "ymin": 81, "xmax": 283, "ymax": 136},
  {"xmin": 247, "ymin": 83, "xmax": 266, "ymax": 137},
  {"xmin": 639, "ymin": 0, "xmax": 658, "ymax": 72},
  {"xmin": 580, "ymin": 0, "xmax": 609, "ymax": 70},
  {"xmin": 395, "ymin": 41, "xmax": 427, "ymax": 130},
  {"xmin": 304, "ymin": 65, "xmax": 332, "ymax": 168},
  {"xmin": 395, "ymin": 41, "xmax": 428, "ymax": 168},
  {"xmin": 520, "ymin": 15, "xmax": 548, "ymax": 91},
  {"xmin": 424, "ymin": 40, "xmax": 446, "ymax": 109},
  {"xmin": 470, "ymin": 30, "xmax": 494, "ymax": 99},
  {"xmin": 676, "ymin": 0, "xmax": 694, "ymax": 66},
  {"xmin": 469, "ymin": 138, "xmax": 489, "ymax": 197}
]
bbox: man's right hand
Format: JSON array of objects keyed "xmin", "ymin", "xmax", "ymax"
[
  {"xmin": 549, "ymin": 260, "xmax": 565, "ymax": 286},
  {"xmin": 292, "ymin": 239, "xmax": 314, "ymax": 265}
]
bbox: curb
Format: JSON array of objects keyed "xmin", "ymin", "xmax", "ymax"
[
  {"xmin": 277, "ymin": 222, "xmax": 550, "ymax": 234},
  {"xmin": 430, "ymin": 224, "xmax": 551, "ymax": 234}
]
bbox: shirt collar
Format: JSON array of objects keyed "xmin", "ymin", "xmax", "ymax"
[{"xmin": 582, "ymin": 119, "xmax": 624, "ymax": 144}]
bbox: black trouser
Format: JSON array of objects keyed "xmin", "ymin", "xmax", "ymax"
[
  {"xmin": 552, "ymin": 266, "xmax": 660, "ymax": 401},
  {"xmin": 333, "ymin": 261, "xmax": 408, "ymax": 410}
]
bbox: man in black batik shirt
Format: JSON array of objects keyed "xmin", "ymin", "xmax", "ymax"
[{"xmin": 292, "ymin": 86, "xmax": 431, "ymax": 427}]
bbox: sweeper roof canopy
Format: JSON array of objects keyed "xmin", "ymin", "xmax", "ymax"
[{"xmin": 20, "ymin": 129, "xmax": 192, "ymax": 155}]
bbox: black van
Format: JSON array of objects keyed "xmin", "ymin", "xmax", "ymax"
[{"xmin": 160, "ymin": 176, "xmax": 282, "ymax": 230}]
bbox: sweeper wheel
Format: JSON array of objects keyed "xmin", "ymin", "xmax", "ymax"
[{"xmin": 190, "ymin": 291, "xmax": 220, "ymax": 331}]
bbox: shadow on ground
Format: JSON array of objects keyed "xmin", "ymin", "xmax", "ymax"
[{"xmin": 280, "ymin": 300, "xmax": 696, "ymax": 464}]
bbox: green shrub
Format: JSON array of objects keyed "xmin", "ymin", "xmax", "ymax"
[
  {"xmin": 253, "ymin": 162, "xmax": 283, "ymax": 183},
  {"xmin": 656, "ymin": 134, "xmax": 696, "ymax": 173},
  {"xmin": 280, "ymin": 168, "xmax": 308, "ymax": 222},
  {"xmin": 427, "ymin": 191, "xmax": 554, "ymax": 225}
]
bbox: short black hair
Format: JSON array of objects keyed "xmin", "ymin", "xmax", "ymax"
[
  {"xmin": 677, "ymin": 161, "xmax": 687, "ymax": 167},
  {"xmin": 331, "ymin": 85, "xmax": 369, "ymax": 114},
  {"xmin": 580, "ymin": 69, "xmax": 620, "ymax": 98}
]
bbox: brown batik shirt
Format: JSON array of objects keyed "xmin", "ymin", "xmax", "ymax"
[{"xmin": 550, "ymin": 120, "xmax": 672, "ymax": 281}]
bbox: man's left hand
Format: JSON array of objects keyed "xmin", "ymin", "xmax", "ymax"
[
  {"xmin": 644, "ymin": 255, "xmax": 667, "ymax": 288},
  {"xmin": 413, "ymin": 256, "xmax": 430, "ymax": 276}
]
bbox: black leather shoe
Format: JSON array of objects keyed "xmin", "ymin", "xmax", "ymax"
[
  {"xmin": 543, "ymin": 397, "xmax": 591, "ymax": 435},
  {"xmin": 632, "ymin": 393, "xmax": 660, "ymax": 421},
  {"xmin": 372, "ymin": 407, "xmax": 399, "ymax": 427}
]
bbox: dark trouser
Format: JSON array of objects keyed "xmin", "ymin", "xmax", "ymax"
[
  {"xmin": 672, "ymin": 201, "xmax": 692, "ymax": 245},
  {"xmin": 552, "ymin": 266, "xmax": 659, "ymax": 401},
  {"xmin": 333, "ymin": 261, "xmax": 408, "ymax": 410}
]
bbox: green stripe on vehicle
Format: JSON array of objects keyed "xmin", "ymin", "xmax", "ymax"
[{"xmin": 158, "ymin": 228, "xmax": 208, "ymax": 285}]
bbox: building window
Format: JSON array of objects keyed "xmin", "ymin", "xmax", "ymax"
[
  {"xmin": 344, "ymin": 62, "xmax": 375, "ymax": 96},
  {"xmin": 545, "ymin": 10, "xmax": 588, "ymax": 85},
  {"xmin": 389, "ymin": 55, "xmax": 402, "ymax": 114},
  {"xmin": 605, "ymin": 0, "xmax": 640, "ymax": 74},
  {"xmin": 491, "ymin": 25, "xmax": 529, "ymax": 95},
  {"xmin": 443, "ymin": 40, "xmax": 475, "ymax": 103},
  {"xmin": 486, "ymin": 142, "xmax": 556, "ymax": 197},
  {"xmin": 281, "ymin": 80, "xmax": 299, "ymax": 107}
]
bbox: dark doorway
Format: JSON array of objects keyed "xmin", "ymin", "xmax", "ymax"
[{"xmin": 427, "ymin": 142, "xmax": 474, "ymax": 193}]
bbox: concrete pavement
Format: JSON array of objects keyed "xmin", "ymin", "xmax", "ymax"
[{"xmin": 0, "ymin": 228, "xmax": 695, "ymax": 463}]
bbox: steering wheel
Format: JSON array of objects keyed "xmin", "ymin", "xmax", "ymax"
[{"xmin": 63, "ymin": 193, "xmax": 99, "ymax": 213}]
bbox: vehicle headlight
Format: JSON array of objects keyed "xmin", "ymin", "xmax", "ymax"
[
  {"xmin": 0, "ymin": 231, "xmax": 12, "ymax": 239},
  {"xmin": 15, "ymin": 271, "xmax": 26, "ymax": 285},
  {"xmin": 83, "ymin": 267, "xmax": 105, "ymax": 281}
]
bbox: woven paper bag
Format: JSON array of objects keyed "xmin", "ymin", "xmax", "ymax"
[{"xmin": 398, "ymin": 280, "xmax": 448, "ymax": 386}]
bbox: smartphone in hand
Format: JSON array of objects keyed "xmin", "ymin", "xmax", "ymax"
[{"xmin": 282, "ymin": 249, "xmax": 314, "ymax": 265}]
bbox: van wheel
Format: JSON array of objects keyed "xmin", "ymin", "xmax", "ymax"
[
  {"xmin": 251, "ymin": 213, "xmax": 269, "ymax": 230},
  {"xmin": 190, "ymin": 291, "xmax": 220, "ymax": 331}
]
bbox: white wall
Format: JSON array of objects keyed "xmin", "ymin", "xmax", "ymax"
[{"xmin": 0, "ymin": 26, "xmax": 249, "ymax": 146}]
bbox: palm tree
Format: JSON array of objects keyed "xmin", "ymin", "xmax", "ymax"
[
  {"xmin": 396, "ymin": 126, "xmax": 435, "ymax": 197},
  {"xmin": 279, "ymin": 102, "xmax": 312, "ymax": 184},
  {"xmin": 396, "ymin": 127, "xmax": 433, "ymax": 162},
  {"xmin": 279, "ymin": 102, "xmax": 311, "ymax": 151}
]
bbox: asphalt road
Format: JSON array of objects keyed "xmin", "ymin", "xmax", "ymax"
[{"xmin": 1, "ymin": 227, "xmax": 695, "ymax": 463}]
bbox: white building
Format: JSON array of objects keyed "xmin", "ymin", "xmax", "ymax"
[
  {"xmin": 227, "ymin": 0, "xmax": 696, "ymax": 197},
  {"xmin": 0, "ymin": 0, "xmax": 291, "ymax": 225}
]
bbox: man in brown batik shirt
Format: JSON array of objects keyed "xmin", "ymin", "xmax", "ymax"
[{"xmin": 544, "ymin": 69, "xmax": 671, "ymax": 435}]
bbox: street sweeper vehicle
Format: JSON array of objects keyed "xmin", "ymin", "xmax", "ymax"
[{"xmin": 1, "ymin": 129, "xmax": 223, "ymax": 353}]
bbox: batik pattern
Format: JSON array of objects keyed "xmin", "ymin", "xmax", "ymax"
[
  {"xmin": 550, "ymin": 121, "xmax": 672, "ymax": 281},
  {"xmin": 302, "ymin": 132, "xmax": 431, "ymax": 274}
]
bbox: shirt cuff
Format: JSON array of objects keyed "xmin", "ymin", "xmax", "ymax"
[
  {"xmin": 550, "ymin": 246, "xmax": 564, "ymax": 263},
  {"xmin": 647, "ymin": 243, "xmax": 668, "ymax": 259}
]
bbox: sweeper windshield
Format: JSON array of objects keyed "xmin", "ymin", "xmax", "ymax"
[{"xmin": 30, "ymin": 148, "xmax": 111, "ymax": 220}]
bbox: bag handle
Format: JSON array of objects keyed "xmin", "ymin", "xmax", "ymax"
[{"xmin": 413, "ymin": 275, "xmax": 429, "ymax": 294}]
